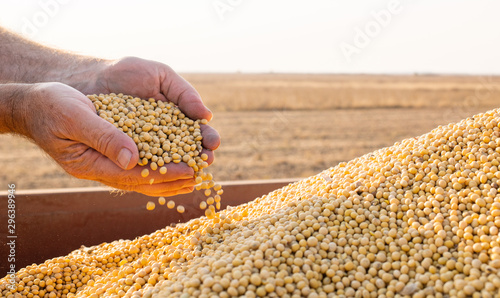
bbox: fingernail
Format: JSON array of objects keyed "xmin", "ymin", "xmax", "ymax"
[{"xmin": 117, "ymin": 148, "xmax": 132, "ymax": 169}]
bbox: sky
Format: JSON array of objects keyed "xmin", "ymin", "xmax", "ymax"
[{"xmin": 0, "ymin": 0, "xmax": 498, "ymax": 74}]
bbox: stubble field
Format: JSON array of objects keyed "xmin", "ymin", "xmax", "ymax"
[{"xmin": 1, "ymin": 74, "xmax": 499, "ymax": 191}]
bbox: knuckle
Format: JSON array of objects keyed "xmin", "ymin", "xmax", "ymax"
[
  {"xmin": 94, "ymin": 131, "xmax": 115, "ymax": 156},
  {"xmin": 121, "ymin": 56, "xmax": 142, "ymax": 64},
  {"xmin": 56, "ymin": 146, "xmax": 95, "ymax": 180},
  {"xmin": 117, "ymin": 173, "xmax": 142, "ymax": 186}
]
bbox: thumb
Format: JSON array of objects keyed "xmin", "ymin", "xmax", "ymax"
[{"xmin": 75, "ymin": 110, "xmax": 139, "ymax": 170}]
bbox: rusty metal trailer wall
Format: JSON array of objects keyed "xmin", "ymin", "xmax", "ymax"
[{"xmin": 0, "ymin": 179, "xmax": 296, "ymax": 273}]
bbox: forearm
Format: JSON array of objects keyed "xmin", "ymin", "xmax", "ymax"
[
  {"xmin": 0, "ymin": 83, "xmax": 33, "ymax": 135},
  {"xmin": 0, "ymin": 27, "xmax": 108, "ymax": 92}
]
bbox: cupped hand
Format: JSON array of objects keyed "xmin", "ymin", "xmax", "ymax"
[
  {"xmin": 22, "ymin": 82, "xmax": 213, "ymax": 197},
  {"xmin": 87, "ymin": 56, "xmax": 221, "ymax": 155}
]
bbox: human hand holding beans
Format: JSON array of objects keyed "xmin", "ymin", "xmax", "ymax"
[
  {"xmin": 15, "ymin": 80, "xmax": 219, "ymax": 197},
  {"xmin": 0, "ymin": 25, "xmax": 220, "ymax": 196},
  {"xmin": 84, "ymin": 56, "xmax": 221, "ymax": 154}
]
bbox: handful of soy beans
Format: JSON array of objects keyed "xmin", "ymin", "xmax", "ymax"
[{"xmin": 87, "ymin": 93, "xmax": 222, "ymax": 216}]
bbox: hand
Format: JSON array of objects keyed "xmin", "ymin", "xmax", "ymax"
[
  {"xmin": 86, "ymin": 56, "xmax": 221, "ymax": 157},
  {"xmin": 75, "ymin": 57, "xmax": 220, "ymax": 196},
  {"xmin": 0, "ymin": 28, "xmax": 220, "ymax": 196},
  {"xmin": 20, "ymin": 82, "xmax": 203, "ymax": 197}
]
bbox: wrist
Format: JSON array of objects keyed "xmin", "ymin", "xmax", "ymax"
[
  {"xmin": 58, "ymin": 57, "xmax": 112, "ymax": 94},
  {"xmin": 0, "ymin": 83, "xmax": 36, "ymax": 136}
]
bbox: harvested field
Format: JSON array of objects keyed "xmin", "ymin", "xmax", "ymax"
[{"xmin": 1, "ymin": 74, "xmax": 499, "ymax": 191}]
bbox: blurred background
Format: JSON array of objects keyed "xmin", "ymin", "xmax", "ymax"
[{"xmin": 0, "ymin": 0, "xmax": 499, "ymax": 190}]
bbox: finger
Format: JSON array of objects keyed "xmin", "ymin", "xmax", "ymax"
[
  {"xmin": 133, "ymin": 174, "xmax": 197, "ymax": 189},
  {"xmin": 72, "ymin": 149, "xmax": 197, "ymax": 196},
  {"xmin": 70, "ymin": 147, "xmax": 195, "ymax": 185},
  {"xmin": 134, "ymin": 163, "xmax": 195, "ymax": 184},
  {"xmin": 102, "ymin": 181, "xmax": 195, "ymax": 197},
  {"xmin": 106, "ymin": 178, "xmax": 196, "ymax": 194},
  {"xmin": 160, "ymin": 66, "xmax": 212, "ymax": 121},
  {"xmin": 72, "ymin": 109, "xmax": 139, "ymax": 170},
  {"xmin": 201, "ymin": 149, "xmax": 215, "ymax": 166},
  {"xmin": 201, "ymin": 124, "xmax": 221, "ymax": 151}
]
